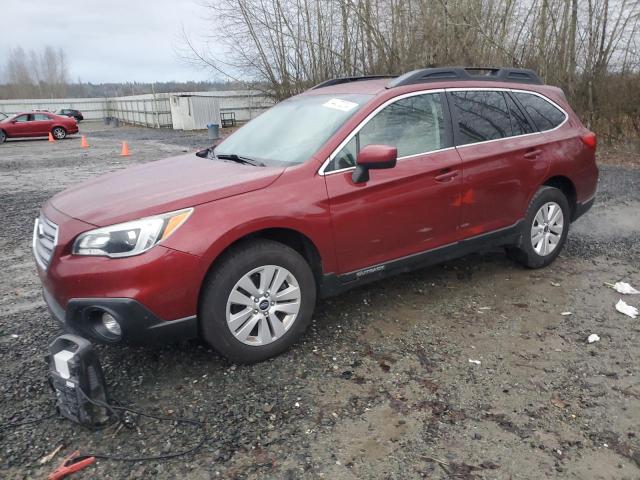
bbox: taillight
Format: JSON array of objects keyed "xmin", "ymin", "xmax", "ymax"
[{"xmin": 581, "ymin": 132, "xmax": 597, "ymax": 150}]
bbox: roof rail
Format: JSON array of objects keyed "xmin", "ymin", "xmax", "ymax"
[
  {"xmin": 311, "ymin": 75, "xmax": 394, "ymax": 90},
  {"xmin": 386, "ymin": 67, "xmax": 542, "ymax": 88}
]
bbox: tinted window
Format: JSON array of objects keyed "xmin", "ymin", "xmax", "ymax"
[
  {"xmin": 34, "ymin": 113, "xmax": 51, "ymax": 121},
  {"xmin": 512, "ymin": 92, "xmax": 565, "ymax": 131},
  {"xmin": 14, "ymin": 115, "xmax": 30, "ymax": 122},
  {"xmin": 505, "ymin": 93, "xmax": 534, "ymax": 135},
  {"xmin": 450, "ymin": 91, "xmax": 511, "ymax": 145},
  {"xmin": 327, "ymin": 93, "xmax": 446, "ymax": 171}
]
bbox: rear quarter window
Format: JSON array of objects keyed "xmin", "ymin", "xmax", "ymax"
[{"xmin": 512, "ymin": 92, "xmax": 566, "ymax": 131}]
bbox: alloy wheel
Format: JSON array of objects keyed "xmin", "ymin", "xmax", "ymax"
[
  {"xmin": 52, "ymin": 127, "xmax": 65, "ymax": 139},
  {"xmin": 531, "ymin": 201, "xmax": 564, "ymax": 256},
  {"xmin": 226, "ymin": 265, "xmax": 301, "ymax": 346}
]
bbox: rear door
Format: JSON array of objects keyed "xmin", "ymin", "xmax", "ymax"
[
  {"xmin": 32, "ymin": 113, "xmax": 54, "ymax": 136},
  {"xmin": 323, "ymin": 91, "xmax": 462, "ymax": 274},
  {"xmin": 447, "ymin": 89, "xmax": 553, "ymax": 238}
]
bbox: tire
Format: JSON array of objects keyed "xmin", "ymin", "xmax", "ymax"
[
  {"xmin": 200, "ymin": 239, "xmax": 316, "ymax": 364},
  {"xmin": 506, "ymin": 186, "xmax": 570, "ymax": 269},
  {"xmin": 0, "ymin": 130, "xmax": 5, "ymax": 144},
  {"xmin": 52, "ymin": 126, "xmax": 66, "ymax": 140}
]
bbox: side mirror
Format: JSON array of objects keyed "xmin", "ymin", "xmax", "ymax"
[
  {"xmin": 352, "ymin": 144, "xmax": 398, "ymax": 183},
  {"xmin": 195, "ymin": 148, "xmax": 210, "ymax": 158},
  {"xmin": 196, "ymin": 146, "xmax": 217, "ymax": 158}
]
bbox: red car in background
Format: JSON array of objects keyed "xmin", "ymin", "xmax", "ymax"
[{"xmin": 0, "ymin": 111, "xmax": 78, "ymax": 143}]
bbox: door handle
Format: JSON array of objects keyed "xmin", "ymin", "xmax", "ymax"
[
  {"xmin": 523, "ymin": 149, "xmax": 543, "ymax": 159},
  {"xmin": 434, "ymin": 169, "xmax": 459, "ymax": 182}
]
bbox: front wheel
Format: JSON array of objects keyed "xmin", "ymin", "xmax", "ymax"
[
  {"xmin": 0, "ymin": 130, "xmax": 6, "ymax": 144},
  {"xmin": 200, "ymin": 239, "xmax": 316, "ymax": 364},
  {"xmin": 52, "ymin": 126, "xmax": 67, "ymax": 140},
  {"xmin": 506, "ymin": 186, "xmax": 570, "ymax": 269}
]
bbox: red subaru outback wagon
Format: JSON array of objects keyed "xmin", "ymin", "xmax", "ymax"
[{"xmin": 34, "ymin": 67, "xmax": 598, "ymax": 363}]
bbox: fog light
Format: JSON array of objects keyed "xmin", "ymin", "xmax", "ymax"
[{"xmin": 101, "ymin": 312, "xmax": 122, "ymax": 337}]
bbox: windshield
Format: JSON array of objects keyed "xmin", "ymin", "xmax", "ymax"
[{"xmin": 215, "ymin": 93, "xmax": 371, "ymax": 165}]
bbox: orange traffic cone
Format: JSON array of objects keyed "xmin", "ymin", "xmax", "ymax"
[
  {"xmin": 120, "ymin": 141, "xmax": 130, "ymax": 156},
  {"xmin": 48, "ymin": 132, "xmax": 55, "ymax": 142},
  {"xmin": 80, "ymin": 135, "xmax": 89, "ymax": 148}
]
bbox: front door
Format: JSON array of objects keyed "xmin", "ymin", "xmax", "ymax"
[
  {"xmin": 9, "ymin": 114, "xmax": 34, "ymax": 137},
  {"xmin": 324, "ymin": 91, "xmax": 462, "ymax": 274}
]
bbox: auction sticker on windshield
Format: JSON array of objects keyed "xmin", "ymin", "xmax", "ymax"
[{"xmin": 322, "ymin": 98, "xmax": 359, "ymax": 112}]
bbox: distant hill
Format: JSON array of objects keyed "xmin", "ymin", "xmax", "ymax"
[{"xmin": 0, "ymin": 80, "xmax": 256, "ymax": 99}]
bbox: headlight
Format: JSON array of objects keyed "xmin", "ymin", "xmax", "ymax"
[{"xmin": 72, "ymin": 208, "xmax": 193, "ymax": 258}]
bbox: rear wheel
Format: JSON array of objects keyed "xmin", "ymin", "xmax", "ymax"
[
  {"xmin": 506, "ymin": 186, "xmax": 570, "ymax": 268},
  {"xmin": 0, "ymin": 130, "xmax": 5, "ymax": 144},
  {"xmin": 200, "ymin": 239, "xmax": 316, "ymax": 363},
  {"xmin": 52, "ymin": 126, "xmax": 66, "ymax": 140}
]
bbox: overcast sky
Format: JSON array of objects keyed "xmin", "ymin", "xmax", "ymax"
[{"xmin": 2, "ymin": 0, "xmax": 219, "ymax": 83}]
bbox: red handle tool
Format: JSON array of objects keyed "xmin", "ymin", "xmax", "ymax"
[{"xmin": 48, "ymin": 450, "xmax": 96, "ymax": 480}]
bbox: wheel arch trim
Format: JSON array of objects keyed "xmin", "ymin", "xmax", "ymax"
[
  {"xmin": 541, "ymin": 175, "xmax": 578, "ymax": 219},
  {"xmin": 195, "ymin": 224, "xmax": 326, "ymax": 308}
]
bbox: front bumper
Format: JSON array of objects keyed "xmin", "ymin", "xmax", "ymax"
[
  {"xmin": 43, "ymin": 288, "xmax": 197, "ymax": 344},
  {"xmin": 36, "ymin": 204, "xmax": 205, "ymax": 344}
]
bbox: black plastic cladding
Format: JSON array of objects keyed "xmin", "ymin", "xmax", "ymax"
[{"xmin": 386, "ymin": 67, "xmax": 543, "ymax": 88}]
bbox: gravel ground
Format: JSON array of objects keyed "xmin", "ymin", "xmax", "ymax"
[{"xmin": 1, "ymin": 123, "xmax": 639, "ymax": 479}]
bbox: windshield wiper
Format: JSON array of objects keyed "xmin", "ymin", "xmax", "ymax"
[{"xmin": 215, "ymin": 153, "xmax": 265, "ymax": 167}]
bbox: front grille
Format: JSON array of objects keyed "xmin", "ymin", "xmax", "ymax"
[{"xmin": 33, "ymin": 215, "xmax": 58, "ymax": 269}]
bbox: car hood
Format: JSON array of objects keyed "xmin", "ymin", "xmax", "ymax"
[{"xmin": 50, "ymin": 153, "xmax": 286, "ymax": 226}]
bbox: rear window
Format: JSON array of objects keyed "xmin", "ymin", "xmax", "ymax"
[
  {"xmin": 34, "ymin": 114, "xmax": 51, "ymax": 121},
  {"xmin": 512, "ymin": 92, "xmax": 566, "ymax": 131},
  {"xmin": 449, "ymin": 90, "xmax": 511, "ymax": 145}
]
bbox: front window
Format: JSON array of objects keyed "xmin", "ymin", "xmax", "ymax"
[
  {"xmin": 214, "ymin": 93, "xmax": 371, "ymax": 166},
  {"xmin": 327, "ymin": 92, "xmax": 447, "ymax": 172}
]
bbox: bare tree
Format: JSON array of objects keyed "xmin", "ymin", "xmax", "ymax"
[
  {"xmin": 2, "ymin": 46, "xmax": 70, "ymax": 98},
  {"xmin": 185, "ymin": 0, "xmax": 640, "ymax": 140}
]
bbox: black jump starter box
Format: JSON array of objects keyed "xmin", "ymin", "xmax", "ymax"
[{"xmin": 47, "ymin": 334, "xmax": 113, "ymax": 428}]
